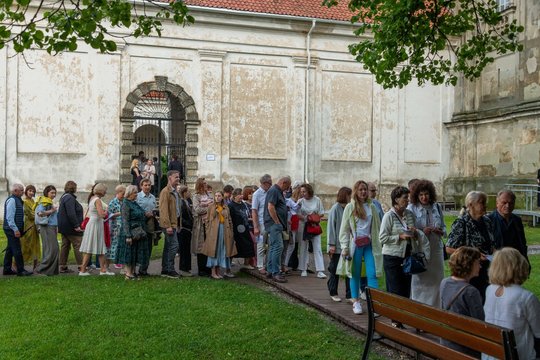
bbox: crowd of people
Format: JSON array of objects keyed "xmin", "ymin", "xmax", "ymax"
[{"xmin": 2, "ymin": 170, "xmax": 539, "ymax": 358}]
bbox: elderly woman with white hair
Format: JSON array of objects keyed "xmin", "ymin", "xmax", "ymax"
[
  {"xmin": 79, "ymin": 183, "xmax": 114, "ymax": 276},
  {"xmin": 446, "ymin": 191, "xmax": 495, "ymax": 302},
  {"xmin": 115, "ymin": 185, "xmax": 150, "ymax": 280}
]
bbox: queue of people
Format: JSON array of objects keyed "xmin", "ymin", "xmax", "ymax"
[{"xmin": 2, "ymin": 174, "xmax": 538, "ymax": 358}]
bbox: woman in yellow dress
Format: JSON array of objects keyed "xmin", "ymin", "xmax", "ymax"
[{"xmin": 20, "ymin": 185, "xmax": 41, "ymax": 272}]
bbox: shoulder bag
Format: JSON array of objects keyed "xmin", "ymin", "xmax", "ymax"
[
  {"xmin": 130, "ymin": 224, "xmax": 146, "ymax": 242},
  {"xmin": 402, "ymin": 251, "xmax": 427, "ymax": 275}
]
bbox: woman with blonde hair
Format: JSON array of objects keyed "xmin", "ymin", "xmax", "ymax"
[
  {"xmin": 447, "ymin": 191, "xmax": 494, "ymax": 301},
  {"xmin": 191, "ymin": 177, "xmax": 213, "ymax": 277},
  {"xmin": 20, "ymin": 185, "xmax": 40, "ymax": 272},
  {"xmin": 201, "ymin": 191, "xmax": 237, "ymax": 279},
  {"xmin": 79, "ymin": 183, "xmax": 114, "ymax": 276},
  {"xmin": 130, "ymin": 158, "xmax": 141, "ymax": 188},
  {"xmin": 483, "ymin": 248, "xmax": 540, "ymax": 360},
  {"xmin": 339, "ymin": 180, "xmax": 382, "ymax": 314}
]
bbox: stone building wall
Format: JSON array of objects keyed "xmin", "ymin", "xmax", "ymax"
[
  {"xmin": 444, "ymin": 0, "xmax": 540, "ymax": 204},
  {"xmin": 0, "ymin": 7, "xmax": 453, "ymax": 213}
]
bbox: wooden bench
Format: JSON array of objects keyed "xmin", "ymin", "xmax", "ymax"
[{"xmin": 362, "ymin": 288, "xmax": 518, "ymax": 360}]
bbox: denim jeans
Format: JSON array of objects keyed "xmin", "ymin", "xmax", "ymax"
[
  {"xmin": 162, "ymin": 228, "xmax": 179, "ymax": 273},
  {"xmin": 266, "ymin": 223, "xmax": 284, "ymax": 276},
  {"xmin": 3, "ymin": 230, "xmax": 24, "ymax": 274},
  {"xmin": 351, "ymin": 244, "xmax": 378, "ymax": 299}
]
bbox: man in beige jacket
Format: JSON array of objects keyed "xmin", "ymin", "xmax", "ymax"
[{"xmin": 159, "ymin": 170, "xmax": 181, "ymax": 278}]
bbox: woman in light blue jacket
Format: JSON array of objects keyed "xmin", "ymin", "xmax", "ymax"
[{"xmin": 407, "ymin": 179, "xmax": 446, "ymax": 307}]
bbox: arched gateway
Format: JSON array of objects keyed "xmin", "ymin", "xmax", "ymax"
[{"xmin": 120, "ymin": 76, "xmax": 200, "ymax": 190}]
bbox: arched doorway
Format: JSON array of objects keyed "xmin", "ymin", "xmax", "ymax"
[{"xmin": 120, "ymin": 76, "xmax": 200, "ymax": 191}]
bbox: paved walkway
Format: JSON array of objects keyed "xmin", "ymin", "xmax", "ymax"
[{"xmin": 242, "ymin": 267, "xmax": 420, "ymax": 359}]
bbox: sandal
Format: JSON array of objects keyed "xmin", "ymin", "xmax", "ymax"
[{"xmin": 125, "ymin": 274, "xmax": 137, "ymax": 281}]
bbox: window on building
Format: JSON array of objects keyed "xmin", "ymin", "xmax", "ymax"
[{"xmin": 497, "ymin": 0, "xmax": 512, "ymax": 11}]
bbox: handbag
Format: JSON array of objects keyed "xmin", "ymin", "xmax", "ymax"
[
  {"xmin": 307, "ymin": 213, "xmax": 322, "ymax": 224},
  {"xmin": 80, "ymin": 217, "xmax": 90, "ymax": 230},
  {"xmin": 402, "ymin": 252, "xmax": 427, "ymax": 275},
  {"xmin": 130, "ymin": 224, "xmax": 146, "ymax": 242},
  {"xmin": 354, "ymin": 236, "xmax": 371, "ymax": 247},
  {"xmin": 80, "ymin": 207, "xmax": 90, "ymax": 230},
  {"xmin": 35, "ymin": 205, "xmax": 50, "ymax": 225},
  {"xmin": 336, "ymin": 255, "xmax": 352, "ymax": 278},
  {"xmin": 305, "ymin": 222, "xmax": 323, "ymax": 235}
]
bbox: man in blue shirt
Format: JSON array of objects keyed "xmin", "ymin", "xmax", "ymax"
[
  {"xmin": 137, "ymin": 178, "xmax": 157, "ymax": 276},
  {"xmin": 264, "ymin": 176, "xmax": 291, "ymax": 283},
  {"xmin": 3, "ymin": 183, "xmax": 32, "ymax": 276}
]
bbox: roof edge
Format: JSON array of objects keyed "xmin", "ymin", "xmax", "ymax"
[{"xmin": 187, "ymin": 5, "xmax": 353, "ymax": 25}]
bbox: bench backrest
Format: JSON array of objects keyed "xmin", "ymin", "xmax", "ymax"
[{"xmin": 366, "ymin": 288, "xmax": 519, "ymax": 360}]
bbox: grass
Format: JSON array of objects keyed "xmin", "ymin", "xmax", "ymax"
[
  {"xmin": 1, "ymin": 218, "xmax": 539, "ymax": 359},
  {"xmin": 0, "ymin": 275, "xmax": 383, "ymax": 360}
]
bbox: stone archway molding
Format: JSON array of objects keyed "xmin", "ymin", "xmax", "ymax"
[{"xmin": 120, "ymin": 75, "xmax": 200, "ymax": 185}]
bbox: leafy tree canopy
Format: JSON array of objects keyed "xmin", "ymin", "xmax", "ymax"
[
  {"xmin": 0, "ymin": 0, "xmax": 193, "ymax": 54},
  {"xmin": 324, "ymin": 0, "xmax": 524, "ymax": 88}
]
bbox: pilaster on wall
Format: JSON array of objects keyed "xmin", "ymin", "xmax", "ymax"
[
  {"xmin": 198, "ymin": 49, "xmax": 226, "ymax": 183},
  {"xmin": 0, "ymin": 46, "xmax": 7, "ymax": 193}
]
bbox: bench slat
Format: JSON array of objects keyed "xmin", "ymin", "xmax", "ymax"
[
  {"xmin": 370, "ymin": 289, "xmax": 503, "ymax": 342},
  {"xmin": 374, "ymin": 321, "xmax": 478, "ymax": 360},
  {"xmin": 365, "ymin": 289, "xmax": 518, "ymax": 360},
  {"xmin": 373, "ymin": 302, "xmax": 506, "ymax": 359}
]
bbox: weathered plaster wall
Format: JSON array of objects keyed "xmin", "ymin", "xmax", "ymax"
[
  {"xmin": 0, "ymin": 8, "xmax": 453, "ymax": 211},
  {"xmin": 446, "ymin": 1, "xmax": 540, "ymax": 202}
]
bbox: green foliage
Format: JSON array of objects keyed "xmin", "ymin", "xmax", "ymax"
[
  {"xmin": 323, "ymin": 0, "xmax": 524, "ymax": 88},
  {"xmin": 0, "ymin": 0, "xmax": 194, "ymax": 54}
]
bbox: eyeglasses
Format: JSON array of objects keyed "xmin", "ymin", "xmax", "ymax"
[{"xmin": 369, "ymin": 189, "xmax": 377, "ymax": 193}]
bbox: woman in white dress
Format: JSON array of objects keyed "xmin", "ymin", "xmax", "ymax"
[
  {"xmin": 79, "ymin": 183, "xmax": 114, "ymax": 276},
  {"xmin": 407, "ymin": 179, "xmax": 446, "ymax": 307}
]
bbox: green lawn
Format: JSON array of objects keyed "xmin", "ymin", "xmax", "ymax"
[
  {"xmin": 1, "ymin": 218, "xmax": 539, "ymax": 359},
  {"xmin": 0, "ymin": 274, "xmax": 383, "ymax": 360}
]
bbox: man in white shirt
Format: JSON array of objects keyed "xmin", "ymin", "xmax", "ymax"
[{"xmin": 251, "ymin": 174, "xmax": 272, "ymax": 274}]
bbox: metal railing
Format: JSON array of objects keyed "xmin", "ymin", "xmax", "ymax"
[{"xmin": 504, "ymin": 183, "xmax": 540, "ymax": 226}]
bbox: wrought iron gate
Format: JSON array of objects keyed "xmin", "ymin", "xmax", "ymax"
[{"xmin": 132, "ymin": 90, "xmax": 187, "ymax": 193}]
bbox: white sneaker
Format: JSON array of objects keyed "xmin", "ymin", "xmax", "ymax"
[
  {"xmin": 317, "ymin": 272, "xmax": 327, "ymax": 279},
  {"xmin": 78, "ymin": 271, "xmax": 91, "ymax": 277},
  {"xmin": 360, "ymin": 291, "xmax": 367, "ymax": 301},
  {"xmin": 353, "ymin": 301, "xmax": 363, "ymax": 315},
  {"xmin": 331, "ymin": 296, "xmax": 342, "ymax": 302},
  {"xmin": 99, "ymin": 271, "xmax": 115, "ymax": 276},
  {"xmin": 301, "ymin": 270, "xmax": 308, "ymax": 277}
]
